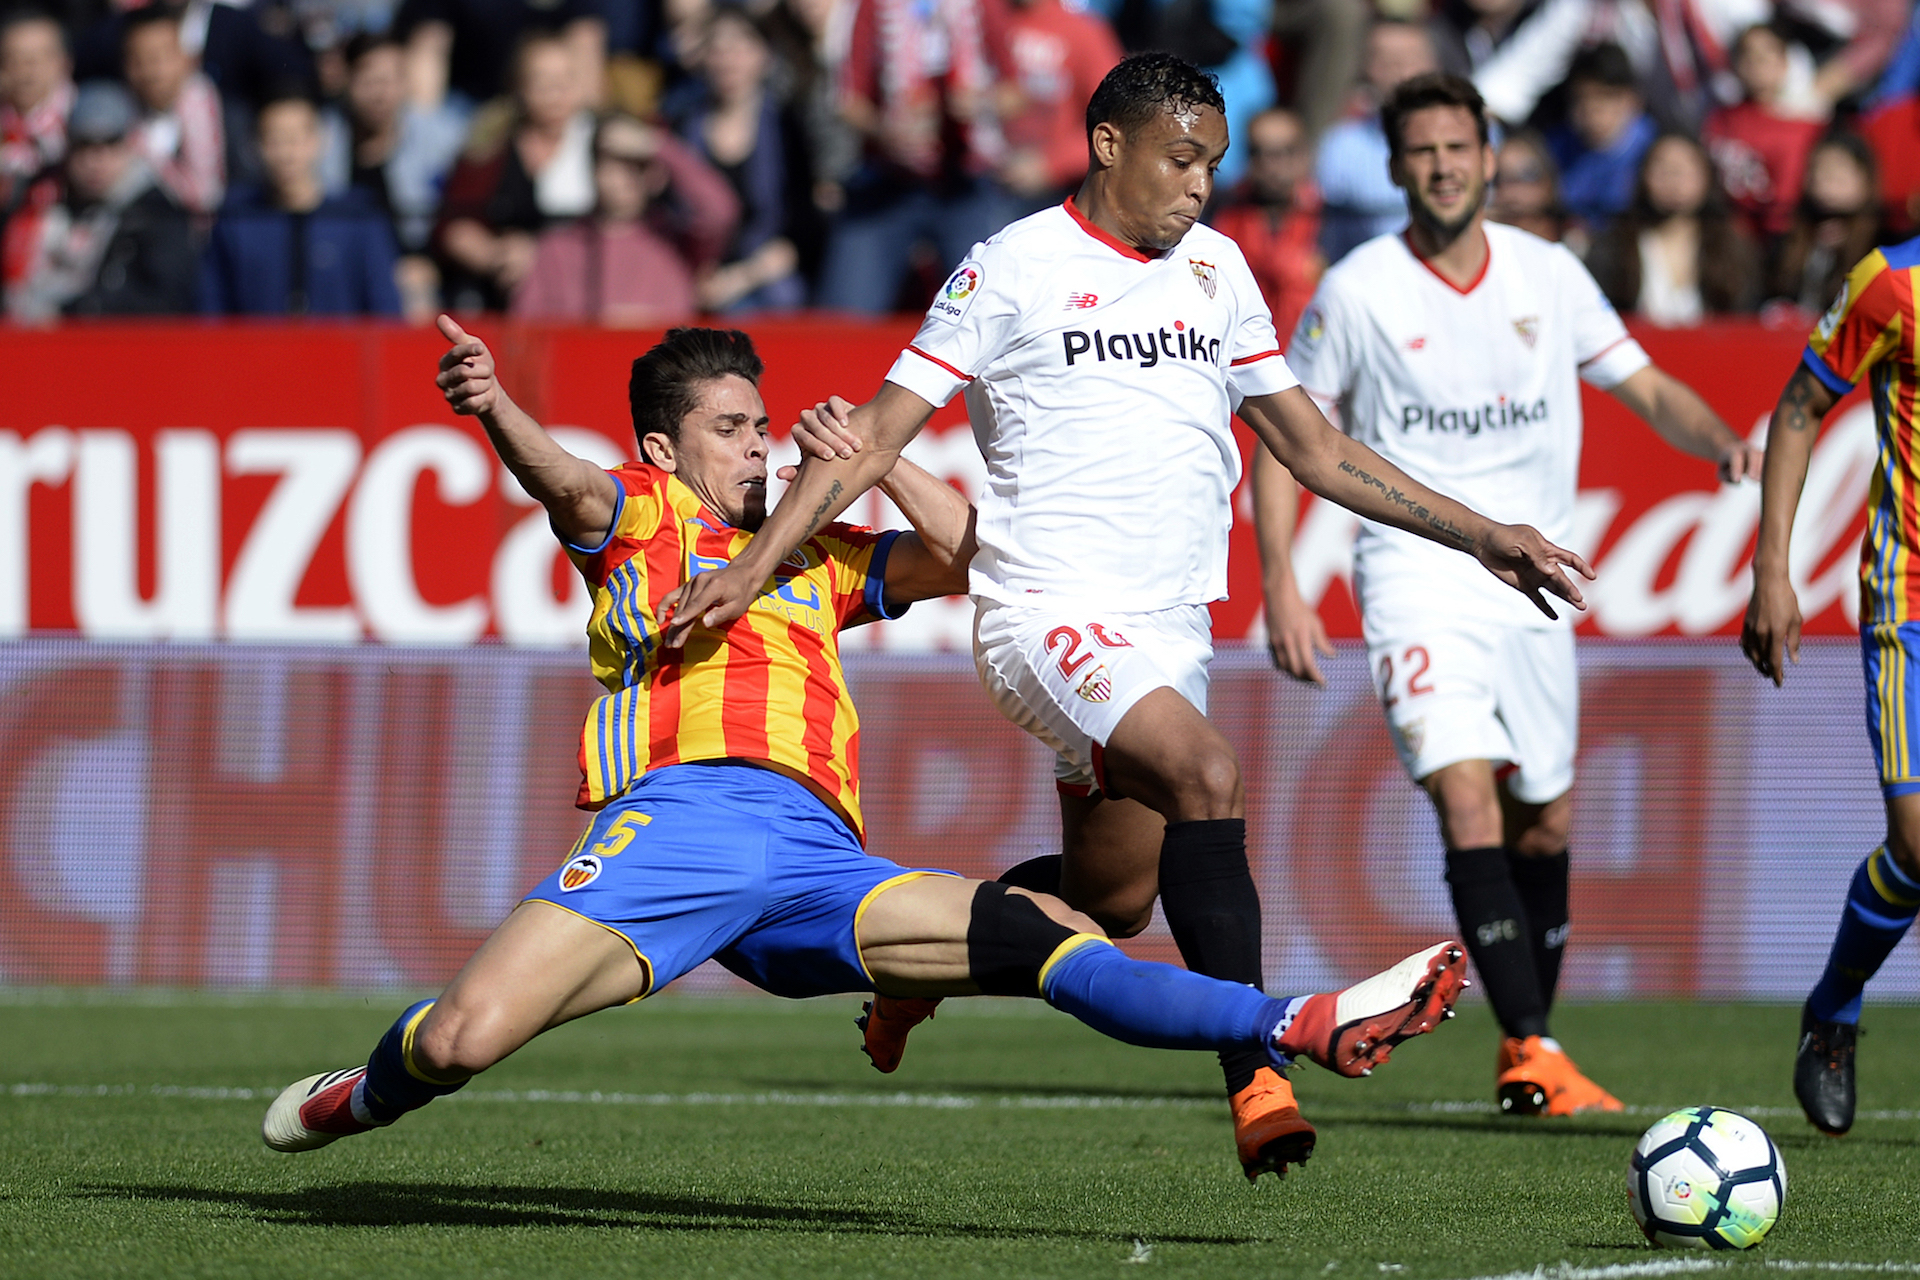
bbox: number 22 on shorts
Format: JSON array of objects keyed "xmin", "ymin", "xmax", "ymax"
[
  {"xmin": 1045, "ymin": 623, "xmax": 1132, "ymax": 679},
  {"xmin": 1378, "ymin": 645, "xmax": 1434, "ymax": 709}
]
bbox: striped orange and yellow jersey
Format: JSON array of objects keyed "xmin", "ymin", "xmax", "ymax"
[
  {"xmin": 567, "ymin": 463, "xmax": 908, "ymax": 839},
  {"xmin": 1803, "ymin": 237, "xmax": 1920, "ymax": 624}
]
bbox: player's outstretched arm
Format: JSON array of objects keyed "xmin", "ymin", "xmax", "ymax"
[
  {"xmin": 1240, "ymin": 387, "xmax": 1594, "ymax": 619},
  {"xmin": 1742, "ymin": 363, "xmax": 1839, "ymax": 686},
  {"xmin": 434, "ymin": 314, "xmax": 619, "ymax": 547},
  {"xmin": 1251, "ymin": 448, "xmax": 1334, "ymax": 685},
  {"xmin": 662, "ymin": 381, "xmax": 937, "ymax": 646},
  {"xmin": 1608, "ymin": 365, "xmax": 1763, "ymax": 482},
  {"xmin": 787, "ymin": 397, "xmax": 975, "ymax": 603}
]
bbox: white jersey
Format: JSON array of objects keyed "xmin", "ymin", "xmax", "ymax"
[
  {"xmin": 885, "ymin": 199, "xmax": 1299, "ymax": 611},
  {"xmin": 1286, "ymin": 223, "xmax": 1650, "ymax": 635}
]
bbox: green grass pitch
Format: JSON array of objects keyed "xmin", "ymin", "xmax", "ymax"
[{"xmin": 2, "ymin": 993, "xmax": 1915, "ymax": 1279}]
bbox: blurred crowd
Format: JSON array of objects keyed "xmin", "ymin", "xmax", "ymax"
[{"xmin": 1, "ymin": 0, "xmax": 1915, "ymax": 325}]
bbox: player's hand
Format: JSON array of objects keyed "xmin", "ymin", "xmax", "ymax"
[
  {"xmin": 660, "ymin": 560, "xmax": 759, "ymax": 648},
  {"xmin": 1741, "ymin": 571, "xmax": 1802, "ymax": 686},
  {"xmin": 435, "ymin": 314, "xmax": 500, "ymax": 417},
  {"xmin": 791, "ymin": 397, "xmax": 862, "ymax": 461},
  {"xmin": 1718, "ymin": 440, "xmax": 1765, "ymax": 484},
  {"xmin": 1263, "ymin": 581, "xmax": 1334, "ymax": 685},
  {"xmin": 1476, "ymin": 523, "xmax": 1594, "ymax": 619}
]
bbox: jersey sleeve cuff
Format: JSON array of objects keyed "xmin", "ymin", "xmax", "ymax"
[
  {"xmin": 1576, "ymin": 336, "xmax": 1651, "ymax": 390},
  {"xmin": 863, "ymin": 528, "xmax": 913, "ymax": 621},
  {"xmin": 1225, "ymin": 350, "xmax": 1301, "ymax": 400},
  {"xmin": 1801, "ymin": 346, "xmax": 1856, "ymax": 396},
  {"xmin": 885, "ymin": 346, "xmax": 971, "ymax": 408},
  {"xmin": 561, "ymin": 481, "xmax": 626, "ymax": 555}
]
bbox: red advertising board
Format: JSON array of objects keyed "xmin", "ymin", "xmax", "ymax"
[{"xmin": 0, "ymin": 319, "xmax": 1870, "ymax": 647}]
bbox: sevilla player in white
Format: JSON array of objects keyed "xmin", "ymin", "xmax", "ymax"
[
  {"xmin": 668, "ymin": 54, "xmax": 1593, "ymax": 1180},
  {"xmin": 1256, "ymin": 73, "xmax": 1762, "ymax": 1116}
]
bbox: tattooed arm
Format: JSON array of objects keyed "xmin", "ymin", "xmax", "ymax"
[
  {"xmin": 662, "ymin": 381, "xmax": 937, "ymax": 647},
  {"xmin": 1742, "ymin": 364, "xmax": 1842, "ymax": 685},
  {"xmin": 1239, "ymin": 387, "xmax": 1594, "ymax": 618}
]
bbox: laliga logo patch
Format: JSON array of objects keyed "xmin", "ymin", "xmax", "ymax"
[
  {"xmin": 1187, "ymin": 258, "xmax": 1218, "ymax": 300},
  {"xmin": 1300, "ymin": 306, "xmax": 1324, "ymax": 345},
  {"xmin": 930, "ymin": 264, "xmax": 981, "ymax": 323},
  {"xmin": 1816, "ymin": 281, "xmax": 1850, "ymax": 342},
  {"xmin": 1512, "ymin": 316, "xmax": 1539, "ymax": 348},
  {"xmin": 1075, "ymin": 665, "xmax": 1112, "ymax": 703},
  {"xmin": 559, "ymin": 854, "xmax": 603, "ymax": 892}
]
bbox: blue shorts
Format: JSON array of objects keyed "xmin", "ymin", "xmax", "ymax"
[
  {"xmin": 1862, "ymin": 623, "xmax": 1920, "ymax": 797},
  {"xmin": 524, "ymin": 763, "xmax": 954, "ymax": 998}
]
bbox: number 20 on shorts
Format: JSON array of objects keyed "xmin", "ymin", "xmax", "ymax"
[
  {"xmin": 1378, "ymin": 645, "xmax": 1434, "ymax": 708},
  {"xmin": 1044, "ymin": 623, "xmax": 1132, "ymax": 679}
]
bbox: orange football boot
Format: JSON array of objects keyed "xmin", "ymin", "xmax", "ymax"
[
  {"xmin": 1231, "ymin": 1067, "xmax": 1317, "ymax": 1180},
  {"xmin": 1496, "ymin": 1035, "xmax": 1623, "ymax": 1115},
  {"xmin": 856, "ymin": 995, "xmax": 941, "ymax": 1073}
]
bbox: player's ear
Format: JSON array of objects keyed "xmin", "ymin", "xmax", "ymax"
[
  {"xmin": 1481, "ymin": 139, "xmax": 1498, "ymax": 185},
  {"xmin": 1089, "ymin": 120, "xmax": 1122, "ymax": 169},
  {"xmin": 642, "ymin": 431, "xmax": 677, "ymax": 472}
]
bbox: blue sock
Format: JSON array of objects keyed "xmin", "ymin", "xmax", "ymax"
[
  {"xmin": 1039, "ymin": 938, "xmax": 1290, "ymax": 1068},
  {"xmin": 1807, "ymin": 847, "xmax": 1920, "ymax": 1024},
  {"xmin": 358, "ymin": 998, "xmax": 471, "ymax": 1124}
]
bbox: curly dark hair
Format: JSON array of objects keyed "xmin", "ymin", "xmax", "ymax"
[
  {"xmin": 628, "ymin": 327, "xmax": 764, "ymax": 452},
  {"xmin": 1085, "ymin": 52, "xmax": 1225, "ymax": 144}
]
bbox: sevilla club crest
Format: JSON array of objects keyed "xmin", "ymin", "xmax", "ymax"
[
  {"xmin": 1188, "ymin": 258, "xmax": 1218, "ymax": 300},
  {"xmin": 1076, "ymin": 665, "xmax": 1113, "ymax": 703}
]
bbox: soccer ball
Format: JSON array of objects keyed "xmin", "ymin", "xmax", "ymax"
[{"xmin": 1627, "ymin": 1107, "xmax": 1786, "ymax": 1249}]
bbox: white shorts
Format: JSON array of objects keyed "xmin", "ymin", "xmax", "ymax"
[
  {"xmin": 1366, "ymin": 623, "xmax": 1577, "ymax": 804},
  {"xmin": 973, "ymin": 600, "xmax": 1213, "ymax": 793}
]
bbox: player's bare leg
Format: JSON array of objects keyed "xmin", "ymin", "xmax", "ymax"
[
  {"xmin": 856, "ymin": 875, "xmax": 1465, "ymax": 1180},
  {"xmin": 1427, "ymin": 761, "xmax": 1616, "ymax": 1115},
  {"xmin": 1060, "ymin": 793, "xmax": 1165, "ymax": 938},
  {"xmin": 263, "ymin": 903, "xmax": 645, "ymax": 1151},
  {"xmin": 1797, "ymin": 791, "xmax": 1920, "ymax": 1133}
]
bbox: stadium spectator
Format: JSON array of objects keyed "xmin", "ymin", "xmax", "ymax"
[
  {"xmin": 1858, "ymin": 88, "xmax": 1920, "ymax": 235},
  {"xmin": 393, "ymin": 0, "xmax": 606, "ymax": 114},
  {"xmin": 670, "ymin": 7, "xmax": 809, "ymax": 313},
  {"xmin": 998, "ymin": 0, "xmax": 1122, "ymax": 213},
  {"xmin": 5, "ymin": 79, "xmax": 194, "ymax": 320},
  {"xmin": 1794, "ymin": 0, "xmax": 1909, "ymax": 108},
  {"xmin": 1210, "ymin": 105, "xmax": 1322, "ymax": 340},
  {"xmin": 1487, "ymin": 128, "xmax": 1565, "ymax": 242},
  {"xmin": 1316, "ymin": 17, "xmax": 1438, "ymax": 265},
  {"xmin": 1548, "ymin": 42, "xmax": 1655, "ymax": 236},
  {"xmin": 199, "ymin": 94, "xmax": 401, "ymax": 315},
  {"xmin": 1864, "ymin": 1, "xmax": 1920, "ymax": 107},
  {"xmin": 760, "ymin": 0, "xmax": 861, "ymax": 223},
  {"xmin": 1585, "ymin": 131, "xmax": 1758, "ymax": 326},
  {"xmin": 122, "ymin": 6, "xmax": 223, "ymax": 217},
  {"xmin": 1766, "ymin": 131, "xmax": 1881, "ymax": 318},
  {"xmin": 1705, "ymin": 24, "xmax": 1825, "ymax": 239},
  {"xmin": 1093, "ymin": 0, "xmax": 1275, "ymax": 184},
  {"xmin": 431, "ymin": 32, "xmax": 595, "ymax": 311},
  {"xmin": 1269, "ymin": 0, "xmax": 1368, "ymax": 138},
  {"xmin": 813, "ymin": 0, "xmax": 1017, "ymax": 313},
  {"xmin": 0, "ymin": 12, "xmax": 73, "ymax": 210},
  {"xmin": 320, "ymin": 33, "xmax": 465, "ymax": 320},
  {"xmin": 511, "ymin": 112, "xmax": 737, "ymax": 322},
  {"xmin": 1430, "ymin": 0, "xmax": 1540, "ymax": 85}
]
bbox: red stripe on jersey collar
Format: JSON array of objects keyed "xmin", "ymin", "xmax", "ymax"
[
  {"xmin": 1064, "ymin": 196, "xmax": 1154, "ymax": 263},
  {"xmin": 1403, "ymin": 228, "xmax": 1491, "ymax": 296}
]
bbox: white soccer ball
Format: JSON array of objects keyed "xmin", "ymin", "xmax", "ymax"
[{"xmin": 1627, "ymin": 1107, "xmax": 1786, "ymax": 1249}]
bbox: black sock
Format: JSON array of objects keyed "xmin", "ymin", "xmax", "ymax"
[
  {"xmin": 996, "ymin": 854, "xmax": 1063, "ymax": 895},
  {"xmin": 1158, "ymin": 818, "xmax": 1267, "ymax": 1093},
  {"xmin": 1508, "ymin": 849, "xmax": 1570, "ymax": 1014},
  {"xmin": 1444, "ymin": 845, "xmax": 1548, "ymax": 1040}
]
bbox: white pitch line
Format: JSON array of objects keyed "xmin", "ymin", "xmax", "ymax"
[
  {"xmin": 1448, "ymin": 1262, "xmax": 1920, "ymax": 1280},
  {"xmin": 5, "ymin": 1083, "xmax": 1917, "ymax": 1122}
]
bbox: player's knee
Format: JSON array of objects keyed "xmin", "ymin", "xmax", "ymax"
[
  {"xmin": 1169, "ymin": 749, "xmax": 1242, "ymax": 819},
  {"xmin": 412, "ymin": 1003, "xmax": 505, "ymax": 1079},
  {"xmin": 1884, "ymin": 817, "xmax": 1920, "ymax": 880},
  {"xmin": 1512, "ymin": 804, "xmax": 1572, "ymax": 855},
  {"xmin": 969, "ymin": 883, "xmax": 1103, "ymax": 996}
]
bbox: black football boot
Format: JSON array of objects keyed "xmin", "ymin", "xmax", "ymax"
[{"xmin": 1793, "ymin": 1003, "xmax": 1858, "ymax": 1135}]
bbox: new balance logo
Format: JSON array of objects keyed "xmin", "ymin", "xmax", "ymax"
[{"xmin": 1064, "ymin": 292, "xmax": 1099, "ymax": 309}]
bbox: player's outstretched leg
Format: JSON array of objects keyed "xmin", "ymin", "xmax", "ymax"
[
  {"xmin": 1796, "ymin": 843, "xmax": 1920, "ymax": 1133},
  {"xmin": 263, "ymin": 999, "xmax": 469, "ymax": 1152}
]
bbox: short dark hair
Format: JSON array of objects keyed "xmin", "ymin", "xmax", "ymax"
[
  {"xmin": 629, "ymin": 327, "xmax": 764, "ymax": 451},
  {"xmin": 1381, "ymin": 72, "xmax": 1489, "ymax": 157},
  {"xmin": 1567, "ymin": 41, "xmax": 1639, "ymax": 91},
  {"xmin": 123, "ymin": 5, "xmax": 182, "ymax": 43},
  {"xmin": 1, "ymin": 9, "xmax": 67, "ymax": 51},
  {"xmin": 343, "ymin": 32, "xmax": 403, "ymax": 69},
  {"xmin": 1085, "ymin": 52, "xmax": 1224, "ymax": 145}
]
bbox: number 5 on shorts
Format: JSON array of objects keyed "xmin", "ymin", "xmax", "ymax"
[{"xmin": 592, "ymin": 811, "xmax": 651, "ymax": 857}]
